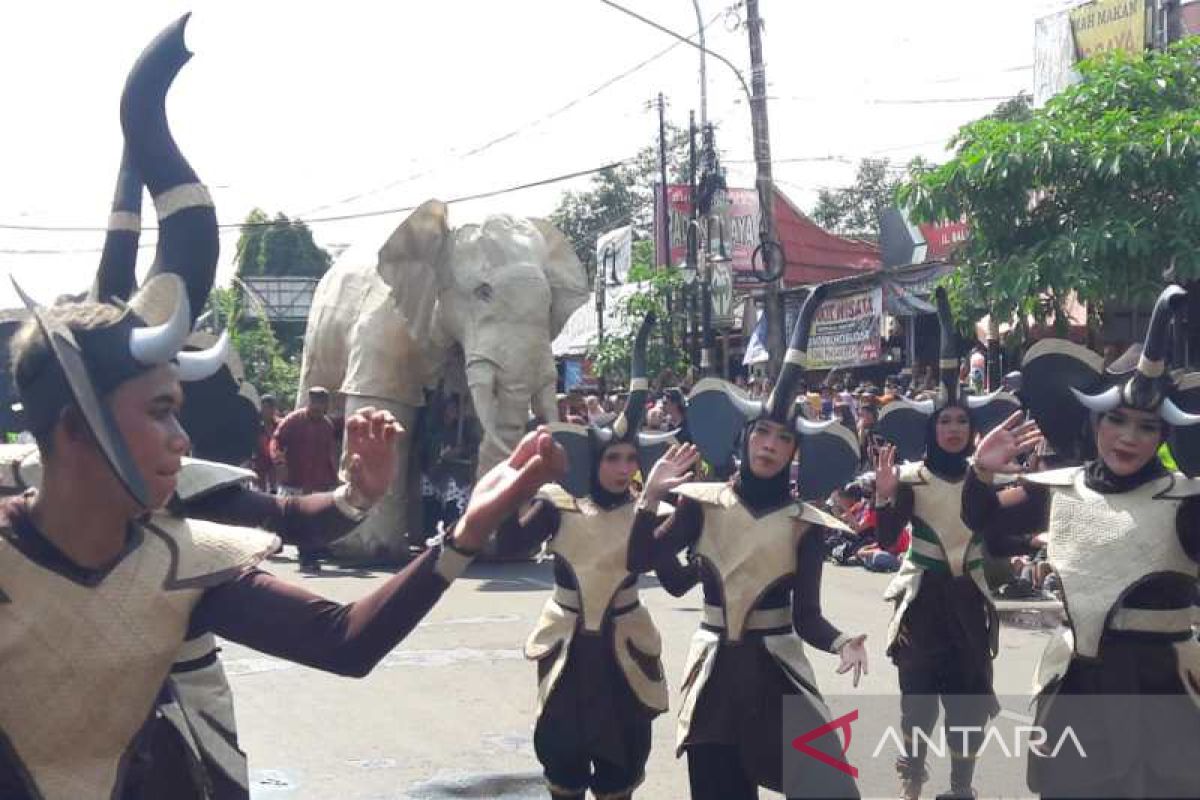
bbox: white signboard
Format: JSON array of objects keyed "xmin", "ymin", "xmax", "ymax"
[{"xmin": 595, "ymin": 225, "xmax": 633, "ymax": 285}]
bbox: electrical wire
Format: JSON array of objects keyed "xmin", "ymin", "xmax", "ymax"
[
  {"xmin": 298, "ymin": 8, "xmax": 727, "ymax": 216},
  {"xmin": 0, "ymin": 159, "xmax": 633, "ymax": 246}
]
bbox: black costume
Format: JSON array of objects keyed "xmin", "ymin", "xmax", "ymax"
[
  {"xmin": 629, "ymin": 287, "xmax": 862, "ymax": 800},
  {"xmin": 961, "ymin": 285, "xmax": 1200, "ymax": 799},
  {"xmin": 873, "ymin": 289, "xmax": 1017, "ymax": 800},
  {"xmin": 499, "ymin": 314, "xmax": 688, "ymax": 799},
  {"xmin": 0, "ymin": 18, "xmax": 479, "ymax": 799}
]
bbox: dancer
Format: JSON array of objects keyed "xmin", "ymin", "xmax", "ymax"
[
  {"xmin": 628, "ymin": 287, "xmax": 868, "ymax": 800},
  {"xmin": 498, "ymin": 313, "xmax": 692, "ymax": 800},
  {"xmin": 871, "ymin": 288, "xmax": 1020, "ymax": 800},
  {"xmin": 0, "ymin": 406, "xmax": 395, "ymax": 800},
  {"xmin": 962, "ymin": 284, "xmax": 1200, "ymax": 799},
  {"xmin": 0, "ymin": 17, "xmax": 566, "ymax": 800}
]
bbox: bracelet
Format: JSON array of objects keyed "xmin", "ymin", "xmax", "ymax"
[{"xmin": 874, "ymin": 496, "xmax": 895, "ymax": 509}]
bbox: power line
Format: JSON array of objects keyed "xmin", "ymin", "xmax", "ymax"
[
  {"xmin": 299, "ymin": 8, "xmax": 726, "ymax": 217},
  {"xmin": 0, "ymin": 159, "xmax": 631, "ymax": 243}
]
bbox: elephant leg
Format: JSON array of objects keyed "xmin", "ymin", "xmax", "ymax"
[
  {"xmin": 328, "ymin": 395, "xmax": 417, "ymax": 565},
  {"xmin": 530, "ymin": 382, "xmax": 559, "ymax": 424}
]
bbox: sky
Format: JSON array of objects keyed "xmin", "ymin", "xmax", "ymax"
[{"xmin": 0, "ymin": 0, "xmax": 1066, "ymax": 306}]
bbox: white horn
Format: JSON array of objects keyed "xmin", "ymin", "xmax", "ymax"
[
  {"xmin": 129, "ymin": 288, "xmax": 192, "ymax": 365},
  {"xmin": 1069, "ymin": 385, "xmax": 1122, "ymax": 413},
  {"xmin": 1161, "ymin": 397, "xmax": 1200, "ymax": 427},
  {"xmin": 175, "ymin": 331, "xmax": 230, "ymax": 382}
]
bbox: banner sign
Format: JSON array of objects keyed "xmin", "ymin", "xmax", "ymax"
[
  {"xmin": 806, "ymin": 287, "xmax": 884, "ymax": 369},
  {"xmin": 658, "ymin": 184, "xmax": 763, "ymax": 287},
  {"xmin": 882, "ymin": 262, "xmax": 954, "ymax": 316},
  {"xmin": 1069, "ymin": 0, "xmax": 1146, "ymax": 60},
  {"xmin": 595, "ymin": 225, "xmax": 633, "ymax": 285}
]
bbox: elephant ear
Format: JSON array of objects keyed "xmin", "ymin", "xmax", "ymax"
[
  {"xmin": 966, "ymin": 390, "xmax": 1022, "ymax": 436},
  {"xmin": 686, "ymin": 378, "xmax": 763, "ymax": 476},
  {"xmin": 1019, "ymin": 338, "xmax": 1104, "ymax": 463},
  {"xmin": 376, "ymin": 199, "xmax": 450, "ymax": 347},
  {"xmin": 636, "ymin": 430, "xmax": 678, "ymax": 486},
  {"xmin": 795, "ymin": 418, "xmax": 860, "ymax": 503},
  {"xmin": 1169, "ymin": 373, "xmax": 1200, "ymax": 477},
  {"xmin": 876, "ymin": 396, "xmax": 934, "ymax": 464},
  {"xmin": 177, "ymin": 331, "xmax": 259, "ymax": 465},
  {"xmin": 530, "ymin": 218, "xmax": 589, "ymax": 338},
  {"xmin": 548, "ymin": 422, "xmax": 593, "ymax": 498}
]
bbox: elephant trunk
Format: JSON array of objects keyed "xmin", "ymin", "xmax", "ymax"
[{"xmin": 120, "ymin": 13, "xmax": 218, "ymax": 323}]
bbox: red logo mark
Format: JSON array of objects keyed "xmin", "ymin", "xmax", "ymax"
[{"xmin": 791, "ymin": 709, "xmax": 859, "ymax": 778}]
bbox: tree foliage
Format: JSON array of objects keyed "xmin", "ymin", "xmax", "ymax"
[
  {"xmin": 235, "ymin": 209, "xmax": 332, "ymax": 278},
  {"xmin": 551, "ymin": 123, "xmax": 693, "ymax": 269},
  {"xmin": 898, "ymin": 43, "xmax": 1200, "ymax": 324},
  {"xmin": 810, "ymin": 158, "xmax": 902, "ymax": 237},
  {"xmin": 588, "ymin": 243, "xmax": 688, "ymax": 386},
  {"xmin": 205, "ymin": 285, "xmax": 300, "ymax": 405}
]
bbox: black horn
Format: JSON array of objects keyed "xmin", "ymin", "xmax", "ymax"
[
  {"xmin": 935, "ymin": 287, "xmax": 959, "ymax": 407},
  {"xmin": 91, "ymin": 146, "xmax": 144, "ymax": 303},
  {"xmin": 1125, "ymin": 284, "xmax": 1186, "ymax": 409},
  {"xmin": 120, "ymin": 13, "xmax": 218, "ymax": 323},
  {"xmin": 614, "ymin": 312, "xmax": 655, "ymax": 440},
  {"xmin": 765, "ymin": 283, "xmax": 827, "ymax": 422}
]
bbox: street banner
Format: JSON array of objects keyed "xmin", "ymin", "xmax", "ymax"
[
  {"xmin": 1069, "ymin": 0, "xmax": 1146, "ymax": 60},
  {"xmin": 882, "ymin": 262, "xmax": 954, "ymax": 316},
  {"xmin": 806, "ymin": 287, "xmax": 883, "ymax": 369},
  {"xmin": 1034, "ymin": 8, "xmax": 1081, "ymax": 106},
  {"xmin": 595, "ymin": 225, "xmax": 633, "ymax": 285},
  {"xmin": 657, "ymin": 184, "xmax": 763, "ymax": 287}
]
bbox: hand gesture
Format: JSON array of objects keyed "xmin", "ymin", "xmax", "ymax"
[
  {"xmin": 836, "ymin": 634, "xmax": 869, "ymax": 688},
  {"xmin": 643, "ymin": 443, "xmax": 699, "ymax": 507},
  {"xmin": 453, "ymin": 428, "xmax": 567, "ymax": 551},
  {"xmin": 344, "ymin": 407, "xmax": 404, "ymax": 507},
  {"xmin": 874, "ymin": 444, "xmax": 899, "ymax": 504},
  {"xmin": 974, "ymin": 412, "xmax": 1043, "ymax": 475}
]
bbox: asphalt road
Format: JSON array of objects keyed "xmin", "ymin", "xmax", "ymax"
[{"xmin": 227, "ymin": 548, "xmax": 1055, "ymax": 800}]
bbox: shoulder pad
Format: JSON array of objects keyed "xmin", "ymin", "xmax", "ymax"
[
  {"xmin": 1159, "ymin": 474, "xmax": 1200, "ymax": 499},
  {"xmin": 537, "ymin": 483, "xmax": 579, "ymax": 512},
  {"xmin": 1021, "ymin": 466, "xmax": 1083, "ymax": 487},
  {"xmin": 898, "ymin": 461, "xmax": 927, "ymax": 485},
  {"xmin": 673, "ymin": 482, "xmax": 734, "ymax": 507},
  {"xmin": 143, "ymin": 513, "xmax": 280, "ymax": 589},
  {"xmin": 175, "ymin": 458, "xmax": 256, "ymax": 502},
  {"xmin": 796, "ymin": 502, "xmax": 852, "ymax": 533}
]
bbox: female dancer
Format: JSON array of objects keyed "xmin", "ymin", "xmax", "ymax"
[
  {"xmin": 628, "ymin": 287, "xmax": 868, "ymax": 800},
  {"xmin": 962, "ymin": 285, "xmax": 1200, "ymax": 798},
  {"xmin": 872, "ymin": 289, "xmax": 1019, "ymax": 800},
  {"xmin": 498, "ymin": 314, "xmax": 692, "ymax": 800}
]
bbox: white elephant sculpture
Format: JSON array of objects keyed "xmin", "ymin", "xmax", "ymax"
[{"xmin": 298, "ymin": 200, "xmax": 589, "ymax": 561}]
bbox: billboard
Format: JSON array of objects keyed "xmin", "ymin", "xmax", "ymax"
[{"xmin": 658, "ymin": 184, "xmax": 763, "ymax": 287}]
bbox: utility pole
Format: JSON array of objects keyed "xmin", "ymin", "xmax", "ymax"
[
  {"xmin": 657, "ymin": 93, "xmax": 671, "ymax": 270},
  {"xmin": 657, "ymin": 93, "xmax": 675, "ymax": 356},
  {"xmin": 687, "ymin": 110, "xmax": 700, "ymax": 370},
  {"xmin": 744, "ymin": 0, "xmax": 786, "ymax": 380}
]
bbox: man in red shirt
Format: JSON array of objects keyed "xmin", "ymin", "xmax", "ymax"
[{"xmin": 272, "ymin": 386, "xmax": 341, "ymax": 572}]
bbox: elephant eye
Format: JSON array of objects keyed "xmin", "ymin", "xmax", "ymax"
[{"xmin": 474, "ymin": 283, "xmax": 494, "ymax": 302}]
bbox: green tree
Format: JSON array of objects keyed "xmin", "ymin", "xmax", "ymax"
[
  {"xmin": 205, "ymin": 285, "xmax": 300, "ymax": 404},
  {"xmin": 811, "ymin": 157, "xmax": 901, "ymax": 237},
  {"xmin": 588, "ymin": 254, "xmax": 688, "ymax": 387},
  {"xmin": 551, "ymin": 123, "xmax": 693, "ymax": 271},
  {"xmin": 235, "ymin": 209, "xmax": 332, "ymax": 278},
  {"xmin": 898, "ymin": 43, "xmax": 1200, "ymax": 325}
]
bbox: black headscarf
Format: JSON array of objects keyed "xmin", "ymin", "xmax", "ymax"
[
  {"xmin": 731, "ymin": 421, "xmax": 794, "ymax": 514},
  {"xmin": 588, "ymin": 435, "xmax": 634, "ymax": 510},
  {"xmin": 924, "ymin": 404, "xmax": 974, "ymax": 481}
]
